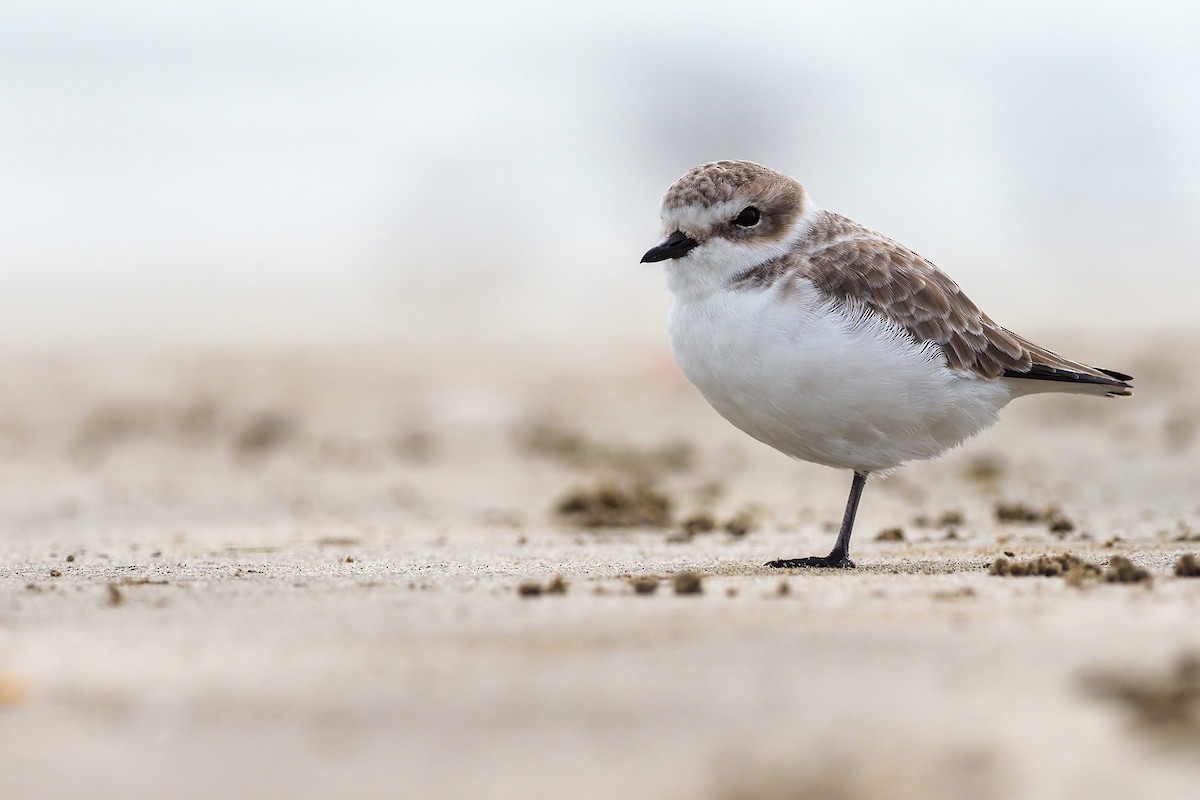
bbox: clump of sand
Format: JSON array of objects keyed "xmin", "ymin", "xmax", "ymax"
[
  {"xmin": 1084, "ymin": 653, "xmax": 1200, "ymax": 740},
  {"xmin": 555, "ymin": 483, "xmax": 672, "ymax": 528},
  {"xmin": 989, "ymin": 553, "xmax": 1152, "ymax": 585}
]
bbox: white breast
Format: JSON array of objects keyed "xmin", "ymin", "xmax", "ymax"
[{"xmin": 667, "ymin": 278, "xmax": 1014, "ymax": 472}]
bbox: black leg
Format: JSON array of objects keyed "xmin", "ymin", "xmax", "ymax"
[{"xmin": 766, "ymin": 471, "xmax": 868, "ymax": 569}]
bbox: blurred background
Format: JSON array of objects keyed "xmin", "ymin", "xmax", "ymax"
[
  {"xmin": 4, "ymin": 5, "xmax": 1200, "ymax": 799},
  {"xmin": 3, "ymin": 0, "xmax": 1198, "ymax": 355}
]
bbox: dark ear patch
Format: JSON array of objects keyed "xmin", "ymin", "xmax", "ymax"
[{"xmin": 723, "ymin": 192, "xmax": 801, "ymax": 242}]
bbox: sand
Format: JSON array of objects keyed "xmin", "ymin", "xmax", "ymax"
[{"xmin": 2, "ymin": 326, "xmax": 1199, "ymax": 799}]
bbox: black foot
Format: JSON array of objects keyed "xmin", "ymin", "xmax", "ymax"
[{"xmin": 765, "ymin": 554, "xmax": 856, "ymax": 569}]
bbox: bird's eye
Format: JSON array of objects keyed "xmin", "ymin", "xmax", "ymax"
[{"xmin": 733, "ymin": 206, "xmax": 761, "ymax": 227}]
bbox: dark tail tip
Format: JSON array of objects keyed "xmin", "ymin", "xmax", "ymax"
[{"xmin": 1096, "ymin": 367, "xmax": 1133, "ymax": 382}]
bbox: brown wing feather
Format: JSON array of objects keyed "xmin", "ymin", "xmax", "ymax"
[
  {"xmin": 800, "ymin": 213, "xmax": 1028, "ymax": 379},
  {"xmin": 798, "ymin": 212, "xmax": 1129, "ymax": 392}
]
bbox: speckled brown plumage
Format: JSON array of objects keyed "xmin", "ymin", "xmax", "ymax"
[
  {"xmin": 734, "ymin": 211, "xmax": 1131, "ymax": 393},
  {"xmin": 662, "ymin": 161, "xmax": 789, "ymax": 211}
]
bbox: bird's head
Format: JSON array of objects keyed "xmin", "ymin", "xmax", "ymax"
[{"xmin": 642, "ymin": 160, "xmax": 815, "ymax": 295}]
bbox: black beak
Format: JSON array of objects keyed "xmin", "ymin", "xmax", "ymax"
[{"xmin": 640, "ymin": 230, "xmax": 698, "ymax": 263}]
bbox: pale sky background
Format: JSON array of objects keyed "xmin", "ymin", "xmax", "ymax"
[{"xmin": 2, "ymin": 0, "xmax": 1198, "ymax": 347}]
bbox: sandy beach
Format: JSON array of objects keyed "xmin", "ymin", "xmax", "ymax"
[
  {"xmin": 1, "ymin": 319, "xmax": 1197, "ymax": 800},
  {"xmin": 6, "ymin": 0, "xmax": 1200, "ymax": 796}
]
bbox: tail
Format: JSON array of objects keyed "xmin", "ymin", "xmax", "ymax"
[
  {"xmin": 997, "ymin": 329, "xmax": 1133, "ymax": 398},
  {"xmin": 1003, "ymin": 363, "xmax": 1133, "ymax": 398}
]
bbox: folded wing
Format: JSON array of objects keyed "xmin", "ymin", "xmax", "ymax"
[{"xmin": 799, "ymin": 212, "xmax": 1132, "ymax": 397}]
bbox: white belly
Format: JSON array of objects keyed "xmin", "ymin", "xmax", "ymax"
[{"xmin": 667, "ymin": 281, "xmax": 1013, "ymax": 472}]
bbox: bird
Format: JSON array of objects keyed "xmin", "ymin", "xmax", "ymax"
[{"xmin": 641, "ymin": 160, "xmax": 1132, "ymax": 569}]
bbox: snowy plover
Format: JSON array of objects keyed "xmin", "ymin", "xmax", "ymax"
[{"xmin": 642, "ymin": 160, "xmax": 1132, "ymax": 569}]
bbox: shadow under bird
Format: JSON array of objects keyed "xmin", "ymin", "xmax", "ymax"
[{"xmin": 642, "ymin": 160, "xmax": 1132, "ymax": 568}]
